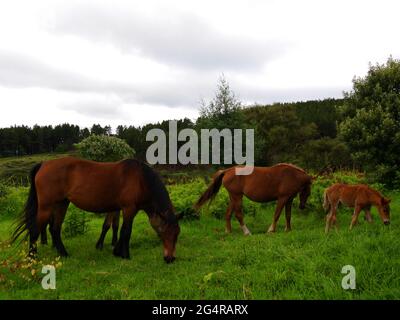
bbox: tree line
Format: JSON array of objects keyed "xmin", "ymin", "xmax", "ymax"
[{"xmin": 0, "ymin": 57, "xmax": 399, "ymax": 187}]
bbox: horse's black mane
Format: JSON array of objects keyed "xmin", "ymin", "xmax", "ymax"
[{"xmin": 122, "ymin": 159, "xmax": 177, "ymax": 224}]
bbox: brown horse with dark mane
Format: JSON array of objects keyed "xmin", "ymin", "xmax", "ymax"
[
  {"xmin": 324, "ymin": 183, "xmax": 391, "ymax": 233},
  {"xmin": 11, "ymin": 157, "xmax": 180, "ymax": 263},
  {"xmin": 195, "ymin": 163, "xmax": 313, "ymax": 234}
]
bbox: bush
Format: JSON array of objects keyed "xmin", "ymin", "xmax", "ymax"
[
  {"xmin": 63, "ymin": 209, "xmax": 90, "ymax": 238},
  {"xmin": 74, "ymin": 135, "xmax": 134, "ymax": 162}
]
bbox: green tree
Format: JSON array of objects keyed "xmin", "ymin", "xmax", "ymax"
[
  {"xmin": 245, "ymin": 104, "xmax": 318, "ymax": 165},
  {"xmin": 196, "ymin": 75, "xmax": 244, "ymax": 130},
  {"xmin": 339, "ymin": 57, "xmax": 400, "ymax": 187},
  {"xmin": 298, "ymin": 137, "xmax": 352, "ymax": 171},
  {"xmin": 75, "ymin": 135, "xmax": 135, "ymax": 162}
]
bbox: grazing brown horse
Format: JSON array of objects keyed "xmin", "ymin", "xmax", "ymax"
[
  {"xmin": 11, "ymin": 157, "xmax": 180, "ymax": 263},
  {"xmin": 324, "ymin": 183, "xmax": 391, "ymax": 233},
  {"xmin": 195, "ymin": 163, "xmax": 313, "ymax": 234}
]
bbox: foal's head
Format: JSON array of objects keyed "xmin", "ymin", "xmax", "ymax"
[
  {"xmin": 378, "ymin": 197, "xmax": 391, "ymax": 225},
  {"xmin": 149, "ymin": 211, "xmax": 180, "ymax": 263}
]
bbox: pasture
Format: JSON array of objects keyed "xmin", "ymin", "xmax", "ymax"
[{"xmin": 0, "ymin": 155, "xmax": 399, "ymax": 300}]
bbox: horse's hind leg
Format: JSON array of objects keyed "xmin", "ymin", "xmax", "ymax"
[
  {"xmin": 268, "ymin": 197, "xmax": 288, "ymax": 233},
  {"xmin": 40, "ymin": 224, "xmax": 48, "ymax": 245},
  {"xmin": 111, "ymin": 211, "xmax": 120, "ymax": 246},
  {"xmin": 232, "ymin": 194, "xmax": 251, "ymax": 235},
  {"xmin": 96, "ymin": 212, "xmax": 113, "ymax": 250},
  {"xmin": 29, "ymin": 206, "xmax": 53, "ymax": 257},
  {"xmin": 325, "ymin": 198, "xmax": 338, "ymax": 233},
  {"xmin": 225, "ymin": 198, "xmax": 234, "ymax": 233},
  {"xmin": 284, "ymin": 197, "xmax": 294, "ymax": 232},
  {"xmin": 49, "ymin": 200, "xmax": 70, "ymax": 257}
]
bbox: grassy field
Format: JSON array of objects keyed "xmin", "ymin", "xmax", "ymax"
[{"xmin": 0, "ymin": 154, "xmax": 399, "ymax": 300}]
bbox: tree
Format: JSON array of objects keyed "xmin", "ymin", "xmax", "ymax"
[
  {"xmin": 339, "ymin": 57, "xmax": 400, "ymax": 187},
  {"xmin": 196, "ymin": 75, "xmax": 244, "ymax": 130},
  {"xmin": 244, "ymin": 104, "xmax": 318, "ymax": 165},
  {"xmin": 74, "ymin": 135, "xmax": 135, "ymax": 162},
  {"xmin": 298, "ymin": 137, "xmax": 352, "ymax": 171}
]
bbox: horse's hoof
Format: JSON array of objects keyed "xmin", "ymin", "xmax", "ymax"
[
  {"xmin": 120, "ymin": 251, "xmax": 130, "ymax": 259},
  {"xmin": 59, "ymin": 250, "xmax": 69, "ymax": 257},
  {"xmin": 96, "ymin": 243, "xmax": 103, "ymax": 250}
]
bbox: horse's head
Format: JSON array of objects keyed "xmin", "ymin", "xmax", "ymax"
[
  {"xmin": 299, "ymin": 182, "xmax": 312, "ymax": 210},
  {"xmin": 149, "ymin": 210, "xmax": 181, "ymax": 263},
  {"xmin": 378, "ymin": 197, "xmax": 391, "ymax": 225}
]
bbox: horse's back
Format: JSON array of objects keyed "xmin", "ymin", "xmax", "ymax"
[
  {"xmin": 326, "ymin": 183, "xmax": 372, "ymax": 207},
  {"xmin": 35, "ymin": 157, "xmax": 141, "ymax": 212},
  {"xmin": 223, "ymin": 163, "xmax": 310, "ymax": 201}
]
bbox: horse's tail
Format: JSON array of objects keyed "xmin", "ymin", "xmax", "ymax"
[
  {"xmin": 194, "ymin": 170, "xmax": 226, "ymax": 211},
  {"xmin": 323, "ymin": 189, "xmax": 330, "ymax": 212},
  {"xmin": 11, "ymin": 163, "xmax": 42, "ymax": 244}
]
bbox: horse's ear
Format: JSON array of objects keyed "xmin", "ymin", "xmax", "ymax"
[{"xmin": 382, "ymin": 197, "xmax": 391, "ymax": 204}]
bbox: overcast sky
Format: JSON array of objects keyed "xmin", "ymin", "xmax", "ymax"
[{"xmin": 0, "ymin": 0, "xmax": 399, "ymax": 130}]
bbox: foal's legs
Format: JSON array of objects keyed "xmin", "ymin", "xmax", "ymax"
[
  {"xmin": 349, "ymin": 205, "xmax": 363, "ymax": 230},
  {"xmin": 49, "ymin": 200, "xmax": 70, "ymax": 257},
  {"xmin": 113, "ymin": 207, "xmax": 137, "ymax": 259},
  {"xmin": 268, "ymin": 197, "xmax": 288, "ymax": 233},
  {"xmin": 325, "ymin": 198, "xmax": 338, "ymax": 233},
  {"xmin": 364, "ymin": 207, "xmax": 373, "ymax": 223},
  {"xmin": 284, "ymin": 197, "xmax": 294, "ymax": 232}
]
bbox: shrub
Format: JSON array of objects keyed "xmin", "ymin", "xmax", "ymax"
[
  {"xmin": 63, "ymin": 209, "xmax": 90, "ymax": 238},
  {"xmin": 74, "ymin": 135, "xmax": 134, "ymax": 162}
]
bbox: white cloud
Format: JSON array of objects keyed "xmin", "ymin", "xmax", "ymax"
[{"xmin": 0, "ymin": 0, "xmax": 399, "ymax": 129}]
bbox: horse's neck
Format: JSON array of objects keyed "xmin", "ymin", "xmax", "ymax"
[{"xmin": 368, "ymin": 189, "xmax": 382, "ymax": 208}]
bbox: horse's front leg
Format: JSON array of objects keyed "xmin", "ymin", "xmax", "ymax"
[
  {"xmin": 111, "ymin": 211, "xmax": 120, "ymax": 246},
  {"xmin": 349, "ymin": 205, "xmax": 362, "ymax": 230},
  {"xmin": 113, "ymin": 207, "xmax": 137, "ymax": 259},
  {"xmin": 364, "ymin": 207, "xmax": 373, "ymax": 223},
  {"xmin": 284, "ymin": 197, "xmax": 294, "ymax": 232}
]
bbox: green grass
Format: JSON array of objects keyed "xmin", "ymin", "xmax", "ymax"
[
  {"xmin": 0, "ymin": 179, "xmax": 399, "ymax": 300},
  {"xmin": 0, "ymin": 153, "xmax": 70, "ymax": 186}
]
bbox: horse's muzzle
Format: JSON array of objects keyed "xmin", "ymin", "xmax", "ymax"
[
  {"xmin": 384, "ymin": 220, "xmax": 390, "ymax": 226},
  {"xmin": 164, "ymin": 256, "xmax": 176, "ymax": 264}
]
